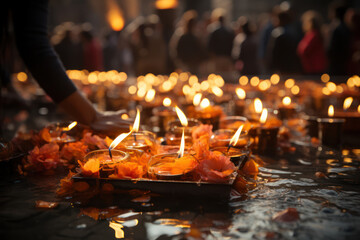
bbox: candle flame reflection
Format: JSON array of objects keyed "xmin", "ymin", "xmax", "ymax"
[
  {"xmin": 260, "ymin": 108, "xmax": 268, "ymax": 124},
  {"xmin": 328, "ymin": 105, "xmax": 334, "ymax": 117},
  {"xmin": 282, "ymin": 96, "xmax": 291, "ymax": 106},
  {"xmin": 175, "ymin": 106, "xmax": 188, "ymax": 127},
  {"xmin": 358, "ymin": 105, "xmax": 360, "ymax": 113},
  {"xmin": 343, "ymin": 97, "xmax": 353, "ymax": 110},
  {"xmin": 109, "ymin": 221, "xmax": 124, "ymax": 239},
  {"xmin": 229, "ymin": 125, "xmax": 244, "ymax": 147},
  {"xmin": 254, "ymin": 98, "xmax": 263, "ymax": 114}
]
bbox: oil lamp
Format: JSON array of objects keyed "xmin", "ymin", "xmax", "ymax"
[
  {"xmin": 165, "ymin": 106, "xmax": 199, "ymax": 146},
  {"xmin": 148, "ymin": 128, "xmax": 197, "ymax": 180},
  {"xmin": 210, "ymin": 125, "xmax": 249, "ymax": 166},
  {"xmin": 44, "ymin": 121, "xmax": 78, "ymax": 143},
  {"xmin": 152, "ymin": 97, "xmax": 177, "ymax": 136},
  {"xmin": 188, "ymin": 97, "xmax": 223, "ymax": 130}
]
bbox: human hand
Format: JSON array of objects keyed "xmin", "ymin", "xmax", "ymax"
[{"xmin": 90, "ymin": 110, "xmax": 132, "ymax": 136}]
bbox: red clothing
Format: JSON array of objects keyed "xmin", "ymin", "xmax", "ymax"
[
  {"xmin": 83, "ymin": 39, "xmax": 103, "ymax": 71},
  {"xmin": 297, "ymin": 30, "xmax": 327, "ymax": 74}
]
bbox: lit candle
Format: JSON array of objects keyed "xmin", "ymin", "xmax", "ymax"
[
  {"xmin": 234, "ymin": 87, "xmax": 246, "ymax": 116},
  {"xmin": 121, "ymin": 109, "xmax": 156, "ymax": 154},
  {"xmin": 257, "ymin": 108, "xmax": 280, "ymax": 156},
  {"xmin": 278, "ymin": 96, "xmax": 297, "ymax": 119},
  {"xmin": 148, "ymin": 129, "xmax": 197, "ymax": 180},
  {"xmin": 332, "ymin": 98, "xmax": 360, "ymax": 133},
  {"xmin": 165, "ymin": 106, "xmax": 200, "ymax": 146},
  {"xmin": 188, "ymin": 97, "xmax": 223, "ymax": 130},
  {"xmin": 210, "ymin": 125, "xmax": 250, "ymax": 166},
  {"xmin": 152, "ymin": 97, "xmax": 177, "ymax": 136},
  {"xmin": 44, "ymin": 121, "xmax": 78, "ymax": 143},
  {"xmin": 83, "ymin": 149, "xmax": 129, "ymax": 178},
  {"xmin": 317, "ymin": 105, "xmax": 345, "ymax": 149}
]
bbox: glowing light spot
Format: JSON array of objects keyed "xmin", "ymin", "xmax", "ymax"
[
  {"xmin": 291, "ymin": 85, "xmax": 300, "ymax": 95},
  {"xmin": 250, "ymin": 76, "xmax": 260, "ymax": 87},
  {"xmin": 235, "ymin": 88, "xmax": 246, "ymax": 100},
  {"xmin": 285, "ymin": 79, "xmax": 295, "ymax": 88},
  {"xmin": 17, "ymin": 72, "xmax": 28, "ymax": 82},
  {"xmin": 321, "ymin": 73, "xmax": 330, "ymax": 83},
  {"xmin": 239, "ymin": 76, "xmax": 249, "ymax": 86},
  {"xmin": 128, "ymin": 85, "xmax": 137, "ymax": 95},
  {"xmin": 270, "ymin": 74, "xmax": 280, "ymax": 85},
  {"xmin": 163, "ymin": 97, "xmax": 172, "ymax": 107}
]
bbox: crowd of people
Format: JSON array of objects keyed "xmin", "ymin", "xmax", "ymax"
[{"xmin": 52, "ymin": 1, "xmax": 360, "ymax": 77}]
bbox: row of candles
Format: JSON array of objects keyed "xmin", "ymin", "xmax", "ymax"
[{"xmin": 50, "ymin": 99, "xmax": 285, "ymax": 179}]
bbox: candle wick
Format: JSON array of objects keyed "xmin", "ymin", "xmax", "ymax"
[
  {"xmin": 134, "ymin": 133, "xmax": 137, "ymax": 142},
  {"xmin": 109, "ymin": 148, "xmax": 113, "ymax": 160},
  {"xmin": 226, "ymin": 144, "xmax": 231, "ymax": 153}
]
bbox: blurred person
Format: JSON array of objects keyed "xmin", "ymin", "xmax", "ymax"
[
  {"xmin": 297, "ymin": 11, "xmax": 327, "ymax": 74},
  {"xmin": 170, "ymin": 10, "xmax": 206, "ymax": 74},
  {"xmin": 207, "ymin": 8, "xmax": 235, "ymax": 72},
  {"xmin": 80, "ymin": 29, "xmax": 104, "ymax": 71},
  {"xmin": 266, "ymin": 7, "xmax": 301, "ymax": 74},
  {"xmin": 0, "ymin": 0, "xmax": 131, "ymax": 134},
  {"xmin": 232, "ymin": 16, "xmax": 259, "ymax": 75},
  {"xmin": 258, "ymin": 6, "xmax": 279, "ymax": 74},
  {"xmin": 346, "ymin": 9, "xmax": 360, "ymax": 74},
  {"xmin": 52, "ymin": 22, "xmax": 83, "ymax": 70},
  {"xmin": 128, "ymin": 15, "xmax": 167, "ymax": 75},
  {"xmin": 326, "ymin": 1, "xmax": 350, "ymax": 75}
]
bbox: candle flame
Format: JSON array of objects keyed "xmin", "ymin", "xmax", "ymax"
[
  {"xmin": 200, "ymin": 98, "xmax": 210, "ymax": 109},
  {"xmin": 282, "ymin": 96, "xmax": 291, "ymax": 106},
  {"xmin": 132, "ymin": 108, "xmax": 140, "ymax": 132},
  {"xmin": 109, "ymin": 130, "xmax": 133, "ymax": 150},
  {"xmin": 343, "ymin": 97, "xmax": 353, "ymax": 110},
  {"xmin": 145, "ymin": 89, "xmax": 156, "ymax": 102},
  {"xmin": 65, "ymin": 121, "xmax": 77, "ymax": 131},
  {"xmin": 229, "ymin": 125, "xmax": 244, "ymax": 147},
  {"xmin": 193, "ymin": 93, "xmax": 202, "ymax": 106},
  {"xmin": 163, "ymin": 97, "xmax": 172, "ymax": 107},
  {"xmin": 155, "ymin": 0, "xmax": 178, "ymax": 9},
  {"xmin": 235, "ymin": 88, "xmax": 246, "ymax": 100},
  {"xmin": 177, "ymin": 129, "xmax": 185, "ymax": 158},
  {"xmin": 260, "ymin": 108, "xmax": 268, "ymax": 124},
  {"xmin": 175, "ymin": 106, "xmax": 188, "ymax": 127},
  {"xmin": 212, "ymin": 86, "xmax": 223, "ymax": 97},
  {"xmin": 254, "ymin": 98, "xmax": 263, "ymax": 114},
  {"xmin": 106, "ymin": 0, "xmax": 125, "ymax": 31},
  {"xmin": 328, "ymin": 105, "xmax": 334, "ymax": 117}
]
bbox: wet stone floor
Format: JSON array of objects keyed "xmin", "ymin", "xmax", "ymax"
[{"xmin": 1, "ymin": 144, "xmax": 360, "ymax": 240}]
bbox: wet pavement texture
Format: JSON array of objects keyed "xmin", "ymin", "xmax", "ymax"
[{"xmin": 1, "ymin": 144, "xmax": 360, "ymax": 240}]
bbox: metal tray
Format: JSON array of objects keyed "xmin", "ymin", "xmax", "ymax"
[{"xmin": 72, "ymin": 172, "xmax": 236, "ymax": 200}]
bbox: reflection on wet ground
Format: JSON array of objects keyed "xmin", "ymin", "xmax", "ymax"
[{"xmin": 1, "ymin": 145, "xmax": 360, "ymax": 239}]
